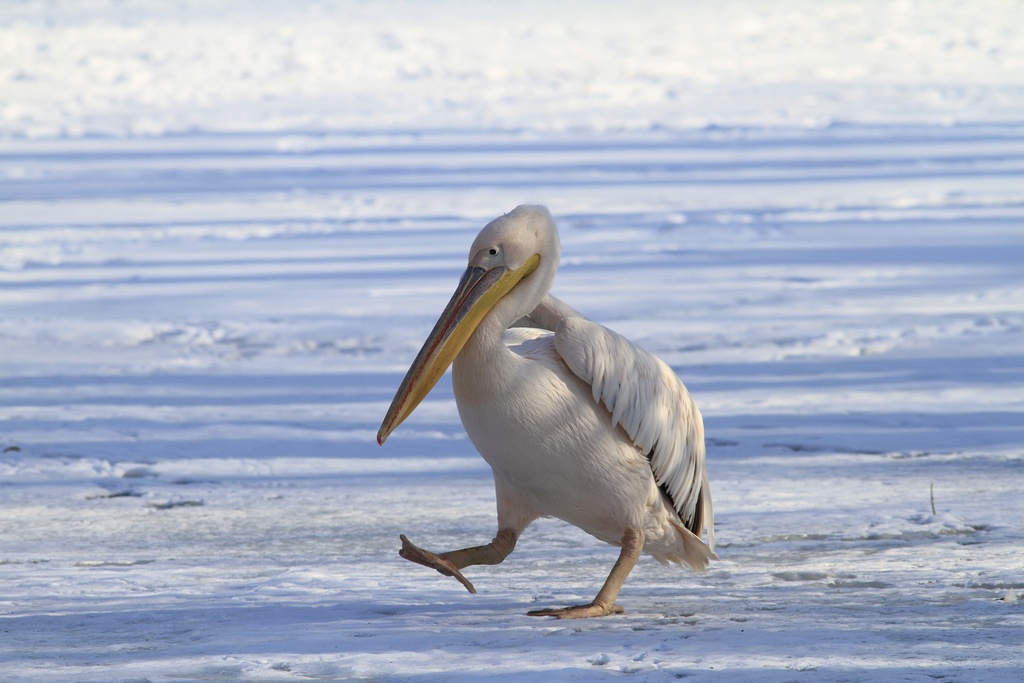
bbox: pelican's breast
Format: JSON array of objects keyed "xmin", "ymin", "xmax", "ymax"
[{"xmin": 453, "ymin": 327, "xmax": 655, "ymax": 541}]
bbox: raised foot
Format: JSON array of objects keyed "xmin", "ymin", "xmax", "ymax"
[
  {"xmin": 527, "ymin": 603, "xmax": 625, "ymax": 619},
  {"xmin": 398, "ymin": 534, "xmax": 476, "ymax": 594}
]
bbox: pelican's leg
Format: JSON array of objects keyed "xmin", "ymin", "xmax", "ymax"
[
  {"xmin": 398, "ymin": 528, "xmax": 518, "ymax": 594},
  {"xmin": 528, "ymin": 527, "xmax": 644, "ymax": 619}
]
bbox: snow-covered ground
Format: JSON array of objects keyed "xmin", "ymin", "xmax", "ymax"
[{"xmin": 2, "ymin": 1, "xmax": 1023, "ymax": 681}]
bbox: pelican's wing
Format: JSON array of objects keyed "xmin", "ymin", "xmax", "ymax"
[{"xmin": 554, "ymin": 317, "xmax": 714, "ymax": 548}]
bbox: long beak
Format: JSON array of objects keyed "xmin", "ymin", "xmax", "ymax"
[{"xmin": 377, "ymin": 254, "xmax": 540, "ymax": 445}]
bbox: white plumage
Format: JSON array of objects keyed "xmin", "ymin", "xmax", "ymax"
[{"xmin": 378, "ymin": 205, "xmax": 715, "ymax": 618}]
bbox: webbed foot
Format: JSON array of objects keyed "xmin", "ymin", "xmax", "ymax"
[
  {"xmin": 398, "ymin": 534, "xmax": 477, "ymax": 593},
  {"xmin": 527, "ymin": 602, "xmax": 625, "ymax": 619}
]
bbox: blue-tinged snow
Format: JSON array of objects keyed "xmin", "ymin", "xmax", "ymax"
[{"xmin": 1, "ymin": 2, "xmax": 1023, "ymax": 682}]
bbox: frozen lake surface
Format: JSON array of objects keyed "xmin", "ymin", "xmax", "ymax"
[{"xmin": 2, "ymin": 2, "xmax": 1023, "ymax": 681}]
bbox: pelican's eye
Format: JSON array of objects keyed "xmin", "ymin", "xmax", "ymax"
[{"xmin": 471, "ymin": 245, "xmax": 502, "ymax": 268}]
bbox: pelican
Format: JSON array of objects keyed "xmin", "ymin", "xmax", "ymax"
[{"xmin": 377, "ymin": 205, "xmax": 715, "ymax": 619}]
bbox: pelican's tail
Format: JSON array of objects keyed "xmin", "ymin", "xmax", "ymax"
[{"xmin": 667, "ymin": 520, "xmax": 719, "ymax": 572}]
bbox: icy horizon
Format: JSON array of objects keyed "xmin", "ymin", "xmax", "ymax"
[{"xmin": 4, "ymin": 0, "xmax": 1024, "ymax": 140}]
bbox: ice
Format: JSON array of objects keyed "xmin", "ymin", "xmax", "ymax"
[{"xmin": 2, "ymin": 1, "xmax": 1024, "ymax": 681}]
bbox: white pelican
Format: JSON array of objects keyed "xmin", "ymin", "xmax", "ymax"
[{"xmin": 378, "ymin": 205, "xmax": 715, "ymax": 619}]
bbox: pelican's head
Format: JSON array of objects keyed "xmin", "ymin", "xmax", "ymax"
[{"xmin": 377, "ymin": 205, "xmax": 559, "ymax": 444}]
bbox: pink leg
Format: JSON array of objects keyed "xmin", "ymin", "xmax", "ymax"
[
  {"xmin": 398, "ymin": 528, "xmax": 517, "ymax": 594},
  {"xmin": 527, "ymin": 527, "xmax": 644, "ymax": 619}
]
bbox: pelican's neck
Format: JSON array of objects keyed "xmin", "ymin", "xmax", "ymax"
[
  {"xmin": 453, "ymin": 265, "xmax": 550, "ymax": 402},
  {"xmin": 453, "ymin": 293, "xmax": 522, "ymax": 401}
]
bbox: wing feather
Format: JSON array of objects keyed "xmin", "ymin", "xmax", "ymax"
[{"xmin": 554, "ymin": 316, "xmax": 714, "ymax": 549}]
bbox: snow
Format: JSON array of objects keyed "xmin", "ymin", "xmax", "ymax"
[{"xmin": 2, "ymin": 1, "xmax": 1023, "ymax": 681}]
